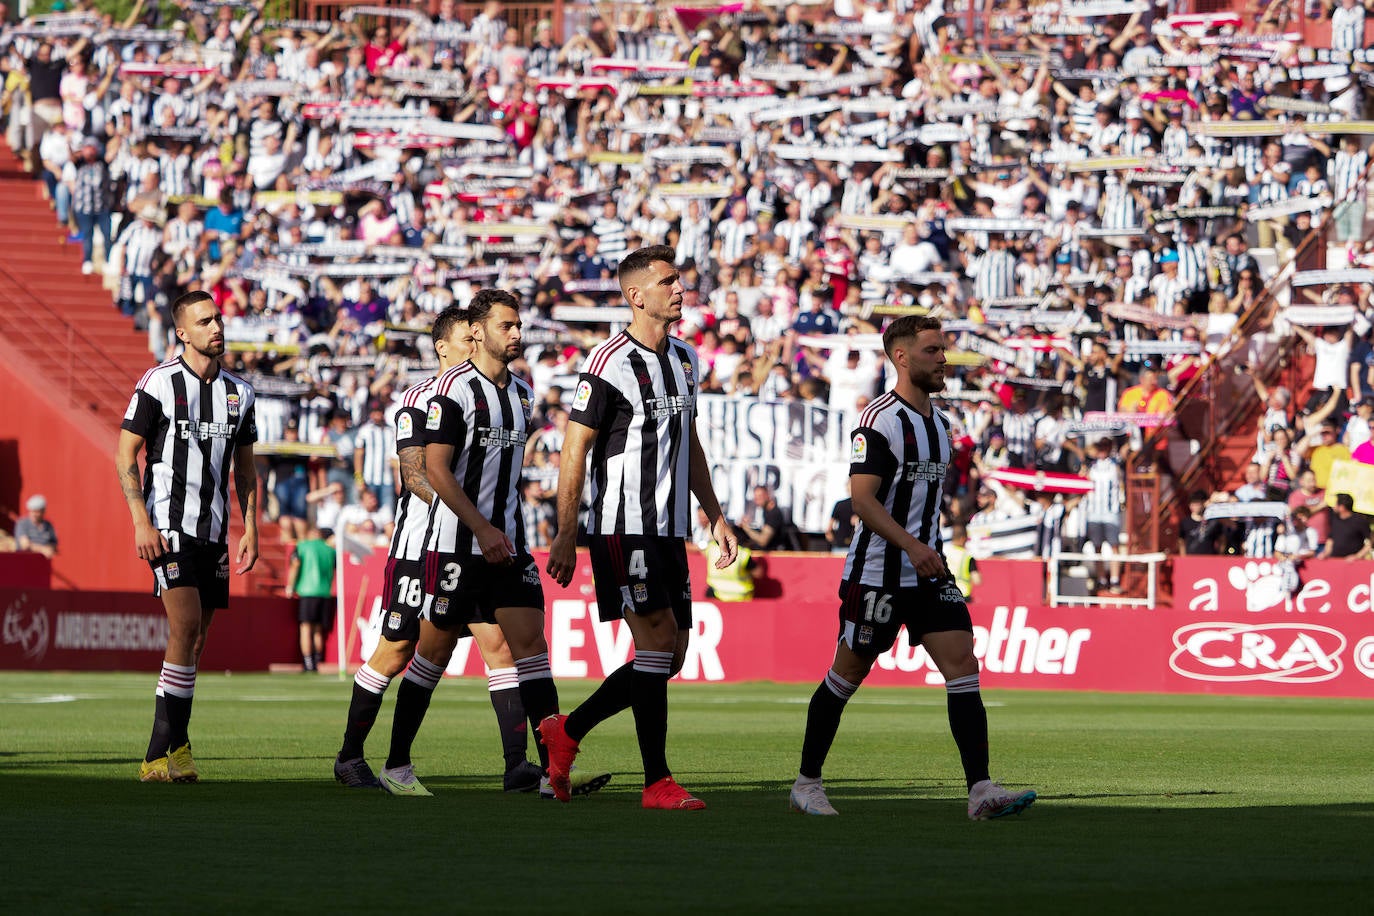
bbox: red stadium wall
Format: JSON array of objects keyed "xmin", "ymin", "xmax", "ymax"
[
  {"xmin": 5, "ymin": 555, "xmax": 1373, "ymax": 699},
  {"xmin": 0, "ymin": 588, "xmax": 298, "ymax": 671},
  {"xmin": 0, "ymin": 357, "xmax": 148, "ymax": 591}
]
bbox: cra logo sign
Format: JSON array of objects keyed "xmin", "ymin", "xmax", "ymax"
[{"xmin": 1169, "ymin": 622, "xmax": 1347, "ymax": 684}]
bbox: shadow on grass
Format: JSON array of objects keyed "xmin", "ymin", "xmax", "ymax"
[{"xmin": 1, "ymin": 771, "xmax": 1369, "ymax": 913}]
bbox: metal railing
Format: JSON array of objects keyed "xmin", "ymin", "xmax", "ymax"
[{"xmin": 0, "ymin": 259, "xmax": 138, "ymax": 427}]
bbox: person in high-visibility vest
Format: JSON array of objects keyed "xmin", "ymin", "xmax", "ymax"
[
  {"xmin": 946, "ymin": 523, "xmax": 980, "ymax": 600},
  {"xmin": 706, "ymin": 541, "xmax": 754, "ymax": 601}
]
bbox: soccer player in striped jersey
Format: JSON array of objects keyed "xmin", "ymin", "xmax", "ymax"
[
  {"xmin": 116, "ymin": 290, "xmax": 259, "ymax": 784},
  {"xmin": 375, "ymin": 290, "xmax": 563, "ymax": 797},
  {"xmin": 789, "ymin": 315, "xmax": 1036, "ymax": 820},
  {"xmin": 542, "ymin": 245, "xmax": 739, "ymax": 810},
  {"xmin": 334, "ymin": 306, "xmax": 576, "ymax": 796}
]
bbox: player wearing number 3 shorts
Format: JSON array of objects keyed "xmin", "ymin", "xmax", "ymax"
[
  {"xmin": 789, "ymin": 315, "xmax": 1037, "ymax": 820},
  {"xmin": 333, "ymin": 306, "xmax": 563, "ymax": 797}
]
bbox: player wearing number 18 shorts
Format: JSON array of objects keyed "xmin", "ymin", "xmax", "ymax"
[
  {"xmin": 375, "ymin": 289, "xmax": 566, "ymax": 798},
  {"xmin": 789, "ymin": 315, "xmax": 1037, "ymax": 821},
  {"xmin": 333, "ymin": 306, "xmax": 547, "ymax": 795}
]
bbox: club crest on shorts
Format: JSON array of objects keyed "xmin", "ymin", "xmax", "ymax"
[
  {"xmin": 426, "ymin": 402, "xmax": 443, "ymax": 430},
  {"xmin": 388, "ymin": 611, "xmax": 403, "ymax": 630},
  {"xmin": 633, "ymin": 583, "xmax": 648, "ymax": 603},
  {"xmin": 165, "ymin": 562, "xmax": 181, "ymax": 580},
  {"xmin": 851, "ymin": 433, "xmax": 868, "ymax": 464},
  {"xmin": 397, "ymin": 412, "xmax": 413, "ymax": 439},
  {"xmin": 433, "ymin": 597, "xmax": 449, "ymax": 616},
  {"xmin": 573, "ymin": 379, "xmax": 592, "ymax": 412},
  {"xmin": 226, "ymin": 393, "xmax": 240, "ymax": 417},
  {"xmin": 857, "ymin": 625, "xmax": 874, "ymax": 646}
]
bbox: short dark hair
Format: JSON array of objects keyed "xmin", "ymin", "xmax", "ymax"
[
  {"xmin": 617, "ymin": 244, "xmax": 676, "ymax": 287},
  {"xmin": 431, "ymin": 305, "xmax": 467, "ymax": 355},
  {"xmin": 171, "ymin": 289, "xmax": 214, "ymax": 325},
  {"xmin": 1336, "ymin": 492, "xmax": 1355, "ymax": 511},
  {"xmin": 881, "ymin": 315, "xmax": 942, "ymax": 358},
  {"xmin": 467, "ymin": 288, "xmax": 520, "ymax": 326}
]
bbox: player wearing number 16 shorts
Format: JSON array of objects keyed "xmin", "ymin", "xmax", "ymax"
[{"xmin": 789, "ymin": 315, "xmax": 1037, "ymax": 821}]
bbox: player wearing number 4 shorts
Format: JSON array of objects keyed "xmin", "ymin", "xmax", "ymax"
[
  {"xmin": 544, "ymin": 246, "xmax": 738, "ymax": 810},
  {"xmin": 790, "ymin": 316, "xmax": 1036, "ymax": 820},
  {"xmin": 116, "ymin": 291, "xmax": 260, "ymax": 784},
  {"xmin": 334, "ymin": 306, "xmax": 572, "ymax": 796}
]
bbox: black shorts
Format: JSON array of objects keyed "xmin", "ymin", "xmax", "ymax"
[
  {"xmin": 149, "ymin": 533, "xmax": 230, "ymax": 610},
  {"xmin": 380, "ymin": 556, "xmax": 427, "ymax": 642},
  {"xmin": 297, "ymin": 596, "xmax": 333, "ymax": 630},
  {"xmin": 837, "ymin": 576, "xmax": 972, "ymax": 655},
  {"xmin": 149, "ymin": 532, "xmax": 229, "ymax": 612},
  {"xmin": 423, "ymin": 550, "xmax": 545, "ymax": 632},
  {"xmin": 588, "ymin": 534, "xmax": 692, "ymax": 627}
]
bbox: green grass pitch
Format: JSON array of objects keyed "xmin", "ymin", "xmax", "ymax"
[{"xmin": 2, "ymin": 672, "xmax": 1369, "ymax": 913}]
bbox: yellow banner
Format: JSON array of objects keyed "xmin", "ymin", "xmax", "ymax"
[
  {"xmin": 634, "ymin": 84, "xmax": 694, "ymax": 96},
  {"xmin": 254, "ymin": 191, "xmax": 344, "ymax": 206},
  {"xmin": 588, "ymin": 151, "xmax": 645, "ymax": 165},
  {"xmin": 254, "ymin": 441, "xmax": 339, "ymax": 458},
  {"xmin": 227, "ymin": 341, "xmax": 302, "ymax": 355},
  {"xmin": 1325, "ymin": 459, "xmax": 1374, "ymax": 515}
]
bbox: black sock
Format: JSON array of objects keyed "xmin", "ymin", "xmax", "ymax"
[
  {"xmin": 385, "ymin": 677, "xmax": 435, "ymax": 770},
  {"xmin": 517, "ymin": 677, "xmax": 559, "ymax": 770},
  {"xmin": 303, "ymin": 654, "xmax": 317, "ymax": 672},
  {"xmin": 165, "ymin": 693, "xmax": 194, "ymax": 750},
  {"xmin": 144, "ymin": 693, "xmax": 171, "ymax": 762},
  {"xmin": 799, "ymin": 672, "xmax": 859, "ymax": 779},
  {"xmin": 631, "ymin": 667, "xmax": 671, "ymax": 786},
  {"xmin": 565, "ymin": 662, "xmax": 634, "ymax": 742},
  {"xmin": 946, "ymin": 674, "xmax": 990, "ymax": 790},
  {"xmin": 489, "ymin": 686, "xmax": 528, "ymax": 771},
  {"xmin": 339, "ymin": 682, "xmax": 388, "ymax": 761}
]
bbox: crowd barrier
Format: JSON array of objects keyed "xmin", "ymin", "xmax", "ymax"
[{"xmin": 4, "ymin": 554, "xmax": 1372, "ymax": 698}]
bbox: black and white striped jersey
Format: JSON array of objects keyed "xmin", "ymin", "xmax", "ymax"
[
  {"xmin": 353, "ymin": 420, "xmax": 396, "ymax": 488},
  {"xmin": 1083, "ymin": 456, "xmax": 1123, "ymax": 523},
  {"xmin": 387, "ymin": 375, "xmax": 439, "ymax": 564},
  {"xmin": 121, "ymin": 357, "xmax": 257, "ymax": 544},
  {"xmin": 842, "ymin": 391, "xmax": 952, "ymax": 589},
  {"xmin": 423, "ymin": 363, "xmax": 534, "ymax": 557},
  {"xmin": 568, "ymin": 331, "xmax": 700, "ymax": 538}
]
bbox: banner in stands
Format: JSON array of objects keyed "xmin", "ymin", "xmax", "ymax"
[{"xmin": 329, "ymin": 553, "xmax": 1374, "ymax": 698}]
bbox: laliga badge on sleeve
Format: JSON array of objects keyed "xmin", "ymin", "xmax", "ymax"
[
  {"xmin": 851, "ymin": 433, "xmax": 868, "ymax": 464},
  {"xmin": 572, "ymin": 379, "xmax": 593, "ymax": 412}
]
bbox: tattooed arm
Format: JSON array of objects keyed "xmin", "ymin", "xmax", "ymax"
[
  {"xmin": 116, "ymin": 429, "xmax": 168, "ymax": 562},
  {"xmin": 398, "ymin": 445, "xmax": 435, "ymax": 506},
  {"xmin": 233, "ymin": 444, "xmax": 259, "ymax": 574}
]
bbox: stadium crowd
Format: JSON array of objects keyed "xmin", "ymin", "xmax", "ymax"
[{"xmin": 4, "ymin": 0, "xmax": 1374, "ymax": 569}]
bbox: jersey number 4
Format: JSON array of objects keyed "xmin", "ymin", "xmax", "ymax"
[{"xmin": 628, "ymin": 549, "xmax": 648, "ymax": 579}]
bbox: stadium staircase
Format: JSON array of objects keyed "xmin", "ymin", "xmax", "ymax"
[{"xmin": 0, "ymin": 139, "xmax": 288, "ymax": 594}]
